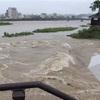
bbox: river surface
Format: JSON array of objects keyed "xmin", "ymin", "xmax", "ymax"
[
  {"xmin": 1, "ymin": 20, "xmax": 99, "ymax": 100},
  {"xmin": 0, "ymin": 20, "xmax": 90, "ymax": 37},
  {"xmin": 0, "ymin": 20, "xmax": 91, "ymax": 81}
]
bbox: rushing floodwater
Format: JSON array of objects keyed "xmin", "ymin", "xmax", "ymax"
[
  {"xmin": 0, "ymin": 20, "xmax": 91, "ymax": 82},
  {"xmin": 1, "ymin": 20, "xmax": 100, "ymax": 100}
]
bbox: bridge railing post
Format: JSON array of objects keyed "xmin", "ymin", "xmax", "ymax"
[{"xmin": 12, "ymin": 90, "xmax": 25, "ymax": 100}]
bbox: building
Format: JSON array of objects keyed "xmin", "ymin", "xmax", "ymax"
[
  {"xmin": 41, "ymin": 13, "xmax": 47, "ymax": 19},
  {"xmin": 0, "ymin": 14, "xmax": 5, "ymax": 19},
  {"xmin": 89, "ymin": 13, "xmax": 100, "ymax": 26},
  {"xmin": 52, "ymin": 13, "xmax": 57, "ymax": 18},
  {"xmin": 5, "ymin": 7, "xmax": 19, "ymax": 19}
]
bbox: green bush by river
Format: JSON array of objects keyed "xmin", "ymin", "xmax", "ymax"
[
  {"xmin": 67, "ymin": 27, "xmax": 100, "ymax": 39},
  {"xmin": 0, "ymin": 22, "xmax": 12, "ymax": 26},
  {"xmin": 2, "ymin": 26, "xmax": 77, "ymax": 38},
  {"xmin": 80, "ymin": 25, "xmax": 89, "ymax": 27},
  {"xmin": 33, "ymin": 27, "xmax": 77, "ymax": 33},
  {"xmin": 3, "ymin": 31, "xmax": 34, "ymax": 37}
]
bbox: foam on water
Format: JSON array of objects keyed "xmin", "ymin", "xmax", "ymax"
[
  {"xmin": 0, "ymin": 64, "xmax": 8, "ymax": 72},
  {"xmin": 0, "ymin": 63, "xmax": 13, "ymax": 83},
  {"xmin": 87, "ymin": 42, "xmax": 94, "ymax": 45},
  {"xmin": 0, "ymin": 48, "xmax": 2, "ymax": 51},
  {"xmin": 9, "ymin": 61, "xmax": 30, "ymax": 66},
  {"xmin": 62, "ymin": 43, "xmax": 72, "ymax": 49},
  {"xmin": 0, "ymin": 43, "xmax": 10, "ymax": 48},
  {"xmin": 39, "ymin": 52, "xmax": 75, "ymax": 74},
  {"xmin": 15, "ymin": 61, "xmax": 30, "ymax": 65},
  {"xmin": 0, "ymin": 54, "xmax": 11, "ymax": 59},
  {"xmin": 23, "ymin": 52, "xmax": 75, "ymax": 84}
]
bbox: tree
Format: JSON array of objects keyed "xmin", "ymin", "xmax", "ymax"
[{"xmin": 90, "ymin": 0, "xmax": 100, "ymax": 14}]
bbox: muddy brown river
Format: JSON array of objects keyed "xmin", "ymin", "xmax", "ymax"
[{"xmin": 0, "ymin": 20, "xmax": 100, "ymax": 100}]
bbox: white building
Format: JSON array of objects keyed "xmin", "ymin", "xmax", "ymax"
[
  {"xmin": 6, "ymin": 7, "xmax": 19, "ymax": 19},
  {"xmin": 0, "ymin": 14, "xmax": 5, "ymax": 19},
  {"xmin": 41, "ymin": 13, "xmax": 47, "ymax": 19}
]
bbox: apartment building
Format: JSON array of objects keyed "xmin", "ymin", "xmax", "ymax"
[{"xmin": 5, "ymin": 7, "xmax": 18, "ymax": 19}]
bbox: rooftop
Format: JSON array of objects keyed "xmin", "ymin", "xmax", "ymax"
[{"xmin": 89, "ymin": 13, "xmax": 100, "ymax": 18}]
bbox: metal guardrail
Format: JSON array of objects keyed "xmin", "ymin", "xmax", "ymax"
[{"xmin": 0, "ymin": 81, "xmax": 77, "ymax": 100}]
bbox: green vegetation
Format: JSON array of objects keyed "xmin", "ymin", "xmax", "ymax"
[
  {"xmin": 33, "ymin": 27, "xmax": 77, "ymax": 33},
  {"xmin": 3, "ymin": 31, "xmax": 34, "ymax": 37},
  {"xmin": 80, "ymin": 23, "xmax": 90, "ymax": 27},
  {"xmin": 67, "ymin": 0, "xmax": 100, "ymax": 39},
  {"xmin": 67, "ymin": 27, "xmax": 100, "ymax": 39},
  {"xmin": 80, "ymin": 25, "xmax": 89, "ymax": 27},
  {"xmin": 87, "ymin": 23, "xmax": 90, "ymax": 25},
  {"xmin": 0, "ymin": 22, "xmax": 12, "ymax": 26},
  {"xmin": 90, "ymin": 0, "xmax": 100, "ymax": 13}
]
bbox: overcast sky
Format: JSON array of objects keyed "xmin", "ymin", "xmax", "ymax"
[{"xmin": 0, "ymin": 0, "xmax": 97, "ymax": 15}]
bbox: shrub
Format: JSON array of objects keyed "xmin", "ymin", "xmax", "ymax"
[
  {"xmin": 67, "ymin": 27, "xmax": 100, "ymax": 39},
  {"xmin": 3, "ymin": 31, "xmax": 34, "ymax": 37},
  {"xmin": 0, "ymin": 22, "xmax": 12, "ymax": 25},
  {"xmin": 33, "ymin": 27, "xmax": 77, "ymax": 33}
]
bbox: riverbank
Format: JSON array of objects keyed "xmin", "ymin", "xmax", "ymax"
[
  {"xmin": 2, "ymin": 31, "xmax": 34, "ymax": 37},
  {"xmin": 33, "ymin": 27, "xmax": 77, "ymax": 33},
  {"xmin": 0, "ymin": 22, "xmax": 12, "ymax": 26},
  {"xmin": 68, "ymin": 27, "xmax": 100, "ymax": 39},
  {"xmin": 0, "ymin": 20, "xmax": 90, "ymax": 36},
  {"xmin": 2, "ymin": 27, "xmax": 76, "ymax": 37}
]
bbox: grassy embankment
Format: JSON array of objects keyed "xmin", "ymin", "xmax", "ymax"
[
  {"xmin": 1, "ymin": 21, "xmax": 34, "ymax": 37},
  {"xmin": 67, "ymin": 27, "xmax": 100, "ymax": 39},
  {"xmin": 33, "ymin": 27, "xmax": 77, "ymax": 33},
  {"xmin": 0, "ymin": 21, "xmax": 12, "ymax": 25},
  {"xmin": 3, "ymin": 31, "xmax": 34, "ymax": 37},
  {"xmin": 80, "ymin": 25, "xmax": 89, "ymax": 27},
  {"xmin": 80, "ymin": 23, "xmax": 90, "ymax": 27},
  {"xmin": 3, "ymin": 27, "xmax": 77, "ymax": 37}
]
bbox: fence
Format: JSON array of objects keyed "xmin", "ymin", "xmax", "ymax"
[{"xmin": 0, "ymin": 81, "xmax": 77, "ymax": 100}]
